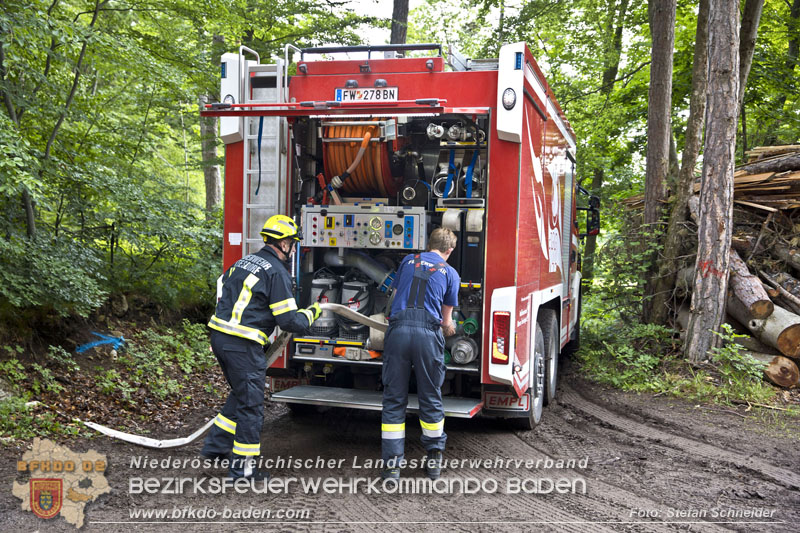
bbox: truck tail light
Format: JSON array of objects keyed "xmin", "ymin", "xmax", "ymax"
[{"xmin": 491, "ymin": 311, "xmax": 511, "ymax": 364}]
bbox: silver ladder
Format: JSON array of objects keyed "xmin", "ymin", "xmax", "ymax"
[{"xmin": 242, "ymin": 59, "xmax": 288, "ymax": 256}]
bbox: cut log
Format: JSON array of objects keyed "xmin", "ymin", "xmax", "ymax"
[
  {"xmin": 736, "ymin": 152, "xmax": 800, "ymax": 175},
  {"xmin": 675, "ymin": 235, "xmax": 774, "ymax": 319},
  {"xmin": 729, "ymin": 250, "xmax": 774, "ymax": 319},
  {"xmin": 729, "ymin": 227, "xmax": 800, "ymax": 275},
  {"xmin": 772, "ymin": 243, "xmax": 800, "ymax": 274},
  {"xmin": 731, "ymin": 332, "xmax": 783, "ymax": 355},
  {"xmin": 761, "ymin": 271, "xmax": 800, "ymax": 315},
  {"xmin": 745, "ymin": 352, "xmax": 800, "ymax": 389},
  {"xmin": 727, "ymin": 297, "xmax": 800, "ymax": 359},
  {"xmin": 778, "ymin": 297, "xmax": 800, "ymax": 316},
  {"xmin": 731, "ymin": 233, "xmax": 764, "ymax": 255},
  {"xmin": 774, "ymin": 271, "xmax": 800, "ymax": 299}
]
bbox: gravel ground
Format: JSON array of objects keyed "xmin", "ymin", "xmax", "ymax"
[{"xmin": 2, "ymin": 359, "xmax": 798, "ymax": 532}]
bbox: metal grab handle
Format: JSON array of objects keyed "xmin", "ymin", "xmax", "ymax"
[
  {"xmin": 284, "ymin": 44, "xmax": 302, "ymax": 102},
  {"xmin": 238, "ymin": 45, "xmax": 260, "ymax": 104}
]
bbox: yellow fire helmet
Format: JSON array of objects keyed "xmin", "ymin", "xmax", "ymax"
[{"xmin": 260, "ymin": 214, "xmax": 302, "ymax": 242}]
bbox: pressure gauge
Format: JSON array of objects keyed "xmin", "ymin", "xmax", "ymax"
[
  {"xmin": 369, "ymin": 216, "xmax": 383, "ymax": 231},
  {"xmin": 369, "ymin": 231, "xmax": 382, "ymax": 245}
]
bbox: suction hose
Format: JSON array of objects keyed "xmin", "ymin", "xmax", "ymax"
[{"xmin": 323, "ymin": 249, "xmax": 394, "ymax": 292}]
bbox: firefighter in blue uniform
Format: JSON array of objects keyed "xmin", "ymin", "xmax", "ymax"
[
  {"xmin": 381, "ymin": 227, "xmax": 460, "ymax": 481},
  {"xmin": 201, "ymin": 214, "xmax": 321, "ymax": 479}
]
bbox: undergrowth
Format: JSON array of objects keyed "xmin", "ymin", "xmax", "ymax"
[
  {"xmin": 577, "ymin": 219, "xmax": 789, "ymax": 412},
  {"xmin": 578, "ymin": 300, "xmax": 782, "ymax": 408},
  {"xmin": 0, "ymin": 320, "xmax": 216, "ymax": 443}
]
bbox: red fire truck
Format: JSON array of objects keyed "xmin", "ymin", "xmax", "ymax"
[{"xmin": 202, "ymin": 42, "xmax": 599, "ymax": 428}]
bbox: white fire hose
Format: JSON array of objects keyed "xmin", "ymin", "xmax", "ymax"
[{"xmin": 78, "ymin": 303, "xmax": 387, "ymax": 448}]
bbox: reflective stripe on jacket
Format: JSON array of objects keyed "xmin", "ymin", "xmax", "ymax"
[{"xmin": 208, "ymin": 246, "xmax": 312, "ymax": 344}]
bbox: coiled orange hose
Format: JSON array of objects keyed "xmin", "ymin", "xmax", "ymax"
[{"xmin": 323, "ymin": 120, "xmax": 387, "ymax": 196}]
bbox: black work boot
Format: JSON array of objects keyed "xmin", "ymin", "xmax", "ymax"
[
  {"xmin": 425, "ymin": 449, "xmax": 443, "ymax": 480},
  {"xmin": 229, "ymin": 457, "xmax": 270, "ymax": 481},
  {"xmin": 380, "ymin": 467, "xmax": 400, "ymax": 486},
  {"xmin": 200, "ymin": 451, "xmax": 232, "ymax": 475}
]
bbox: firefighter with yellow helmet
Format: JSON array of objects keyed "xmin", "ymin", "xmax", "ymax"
[{"xmin": 202, "ymin": 214, "xmax": 320, "ymax": 480}]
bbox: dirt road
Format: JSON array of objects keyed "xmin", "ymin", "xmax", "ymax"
[{"xmin": 3, "ymin": 361, "xmax": 799, "ymax": 532}]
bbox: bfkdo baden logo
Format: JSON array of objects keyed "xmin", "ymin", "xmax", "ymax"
[
  {"xmin": 13, "ymin": 438, "xmax": 110, "ymax": 528},
  {"xmin": 30, "ymin": 478, "xmax": 63, "ymax": 519}
]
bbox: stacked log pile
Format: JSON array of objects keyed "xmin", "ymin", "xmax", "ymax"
[{"xmin": 627, "ymin": 145, "xmax": 800, "ymax": 389}]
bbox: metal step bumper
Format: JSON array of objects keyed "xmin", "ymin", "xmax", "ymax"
[{"xmin": 270, "ymin": 385, "xmax": 483, "ymax": 418}]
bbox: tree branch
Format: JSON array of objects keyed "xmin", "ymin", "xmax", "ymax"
[
  {"xmin": 43, "ymin": 0, "xmax": 108, "ymax": 160},
  {"xmin": 562, "ymin": 61, "xmax": 651, "ymax": 106},
  {"xmin": 0, "ymin": 36, "xmax": 19, "ymax": 125},
  {"xmin": 26, "ymin": 0, "xmax": 61, "ymax": 113}
]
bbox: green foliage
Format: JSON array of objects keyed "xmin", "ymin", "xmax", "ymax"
[
  {"xmin": 46, "ymin": 345, "xmax": 79, "ymax": 372},
  {"xmin": 0, "ymin": 235, "xmax": 107, "ymax": 317},
  {"xmin": 579, "ymin": 319, "xmax": 676, "ymax": 391},
  {"xmin": 709, "ymin": 324, "xmax": 773, "ymax": 403},
  {"xmin": 0, "ymin": 397, "xmax": 82, "ymax": 441},
  {"xmin": 0, "ymin": 0, "xmax": 379, "ymax": 319},
  {"xmin": 0, "ymin": 358, "xmax": 27, "ymax": 392},
  {"xmin": 578, "ymin": 310, "xmax": 776, "ymax": 405},
  {"xmin": 116, "ymin": 319, "xmax": 215, "ymax": 400},
  {"xmin": 30, "ymin": 363, "xmax": 64, "ymax": 395}
]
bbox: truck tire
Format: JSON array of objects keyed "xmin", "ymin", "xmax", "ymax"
[
  {"xmin": 514, "ymin": 322, "xmax": 544, "ymax": 430},
  {"xmin": 540, "ymin": 308, "xmax": 559, "ymax": 406}
]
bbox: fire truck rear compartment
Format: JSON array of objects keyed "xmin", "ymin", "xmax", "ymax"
[{"xmin": 283, "ymin": 112, "xmax": 490, "ymax": 417}]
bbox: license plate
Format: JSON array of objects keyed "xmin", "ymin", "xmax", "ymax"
[
  {"xmin": 484, "ymin": 391, "xmax": 530, "ymax": 411},
  {"xmin": 335, "ymin": 87, "xmax": 398, "ymax": 102},
  {"xmin": 267, "ymin": 377, "xmax": 308, "ymax": 392}
]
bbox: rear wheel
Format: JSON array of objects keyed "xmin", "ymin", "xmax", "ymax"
[
  {"xmin": 514, "ymin": 322, "xmax": 544, "ymax": 430},
  {"xmin": 540, "ymin": 309, "xmax": 559, "ymax": 406}
]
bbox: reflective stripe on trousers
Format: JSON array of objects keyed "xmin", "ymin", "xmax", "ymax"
[{"xmin": 381, "ymin": 308, "xmax": 447, "ymax": 464}]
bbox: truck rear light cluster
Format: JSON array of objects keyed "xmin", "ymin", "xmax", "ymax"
[{"xmin": 491, "ymin": 311, "xmax": 511, "ymax": 364}]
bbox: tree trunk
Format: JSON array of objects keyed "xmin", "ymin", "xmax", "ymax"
[
  {"xmin": 738, "ymin": 0, "xmax": 764, "ymax": 106},
  {"xmin": 583, "ymin": 0, "xmax": 630, "ymax": 284},
  {"xmin": 642, "ymin": 0, "xmax": 677, "ymax": 322},
  {"xmin": 684, "ymin": 0, "xmax": 740, "ymax": 362},
  {"xmin": 745, "ymin": 352, "xmax": 800, "ymax": 388},
  {"xmin": 773, "ymin": 0, "xmax": 800, "ymax": 116},
  {"xmin": 199, "ymin": 96, "xmax": 221, "ymax": 215},
  {"xmin": 642, "ymin": 0, "xmax": 677, "ymax": 231},
  {"xmin": 648, "ymin": 0, "xmax": 709, "ymax": 324},
  {"xmin": 390, "ymin": 0, "xmax": 409, "ymax": 46},
  {"xmin": 582, "ymin": 168, "xmax": 603, "ymax": 282},
  {"xmin": 727, "ymin": 298, "xmax": 800, "ymax": 359},
  {"xmin": 21, "ymin": 188, "xmax": 36, "ymax": 238}
]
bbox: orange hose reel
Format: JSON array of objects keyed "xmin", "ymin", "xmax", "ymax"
[{"xmin": 322, "ymin": 119, "xmax": 400, "ymax": 197}]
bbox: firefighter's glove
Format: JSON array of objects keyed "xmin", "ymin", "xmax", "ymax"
[{"xmin": 309, "ymin": 302, "xmax": 322, "ymax": 322}]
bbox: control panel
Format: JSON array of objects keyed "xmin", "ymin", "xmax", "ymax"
[{"xmin": 301, "ymin": 205, "xmax": 427, "ymax": 250}]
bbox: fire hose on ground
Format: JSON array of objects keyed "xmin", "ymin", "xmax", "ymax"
[{"xmin": 74, "ymin": 304, "xmax": 388, "ymax": 449}]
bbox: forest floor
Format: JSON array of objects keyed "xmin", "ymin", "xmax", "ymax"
[{"xmin": 2, "ymin": 356, "xmax": 798, "ymax": 532}]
